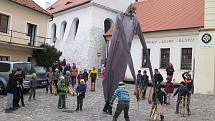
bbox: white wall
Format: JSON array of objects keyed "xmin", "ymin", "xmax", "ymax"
[
  {"xmin": 93, "ymin": 0, "xmax": 135, "ymax": 12},
  {"xmin": 47, "ymin": 4, "xmax": 117, "ymax": 70},
  {"xmin": 121, "ymin": 29, "xmax": 199, "ymax": 83}
]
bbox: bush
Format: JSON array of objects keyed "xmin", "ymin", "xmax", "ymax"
[{"xmin": 33, "ymin": 44, "xmax": 62, "ymax": 68}]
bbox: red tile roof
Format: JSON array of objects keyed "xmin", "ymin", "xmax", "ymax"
[
  {"xmin": 105, "ymin": 0, "xmax": 204, "ymax": 36},
  {"xmin": 47, "ymin": 0, "xmax": 91, "ymax": 14},
  {"xmin": 136, "ymin": 0, "xmax": 204, "ymax": 32},
  {"xmin": 8, "ymin": 0, "xmax": 51, "ymax": 16}
]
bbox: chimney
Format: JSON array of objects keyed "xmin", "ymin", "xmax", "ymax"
[{"xmin": 44, "ymin": 2, "xmax": 51, "ymax": 9}]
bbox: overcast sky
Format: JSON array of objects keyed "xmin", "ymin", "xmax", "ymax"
[{"xmin": 33, "ymin": 0, "xmax": 57, "ymax": 9}]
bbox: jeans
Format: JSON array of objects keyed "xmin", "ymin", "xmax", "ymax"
[
  {"xmin": 76, "ymin": 94, "xmax": 84, "ymax": 110},
  {"xmin": 29, "ymin": 87, "xmax": 36, "ymax": 100},
  {"xmin": 166, "ymin": 93, "xmax": 172, "ymax": 104},
  {"xmin": 6, "ymin": 93, "xmax": 13, "ymax": 109},
  {"xmin": 58, "ymin": 94, "xmax": 66, "ymax": 108},
  {"xmin": 113, "ymin": 101, "xmax": 130, "ymax": 121}
]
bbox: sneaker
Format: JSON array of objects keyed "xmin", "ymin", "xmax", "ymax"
[
  {"xmin": 5, "ymin": 109, "xmax": 13, "ymax": 113},
  {"xmin": 75, "ymin": 108, "xmax": 79, "ymax": 111},
  {"xmin": 175, "ymin": 111, "xmax": 179, "ymax": 114}
]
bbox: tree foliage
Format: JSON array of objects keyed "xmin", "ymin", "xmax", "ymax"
[{"xmin": 33, "ymin": 44, "xmax": 62, "ymax": 68}]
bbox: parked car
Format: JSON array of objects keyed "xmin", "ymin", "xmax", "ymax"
[
  {"xmin": 33, "ymin": 66, "xmax": 48, "ymax": 87},
  {"xmin": 0, "ymin": 61, "xmax": 32, "ymax": 94}
]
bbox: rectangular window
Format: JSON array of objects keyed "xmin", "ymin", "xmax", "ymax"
[
  {"xmin": 0, "ymin": 55, "xmax": 10, "ymax": 61},
  {"xmin": 160, "ymin": 48, "xmax": 170, "ymax": 68},
  {"xmin": 27, "ymin": 23, "xmax": 37, "ymax": 46},
  {"xmin": 181, "ymin": 48, "xmax": 192, "ymax": 70},
  {"xmin": 0, "ymin": 63, "xmax": 10, "ymax": 72},
  {"xmin": 142, "ymin": 49, "xmax": 150, "ymax": 68},
  {"xmin": 0, "ymin": 13, "xmax": 9, "ymax": 33}
]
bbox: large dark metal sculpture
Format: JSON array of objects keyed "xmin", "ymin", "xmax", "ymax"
[{"xmin": 102, "ymin": 4, "xmax": 159, "ymax": 115}]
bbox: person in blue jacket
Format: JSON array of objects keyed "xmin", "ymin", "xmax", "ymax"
[
  {"xmin": 76, "ymin": 79, "xmax": 87, "ymax": 111},
  {"xmin": 110, "ymin": 82, "xmax": 130, "ymax": 121}
]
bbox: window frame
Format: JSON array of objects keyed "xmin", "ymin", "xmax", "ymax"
[
  {"xmin": 0, "ymin": 55, "xmax": 11, "ymax": 61},
  {"xmin": 181, "ymin": 48, "xmax": 192, "ymax": 70},
  {"xmin": 0, "ymin": 13, "xmax": 9, "ymax": 33},
  {"xmin": 160, "ymin": 48, "xmax": 170, "ymax": 69},
  {"xmin": 142, "ymin": 48, "xmax": 150, "ymax": 68}
]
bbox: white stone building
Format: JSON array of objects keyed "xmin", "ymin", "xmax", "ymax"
[{"xmin": 46, "ymin": 0, "xmax": 134, "ymax": 69}]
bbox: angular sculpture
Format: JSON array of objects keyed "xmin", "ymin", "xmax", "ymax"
[{"xmin": 102, "ymin": 4, "xmax": 158, "ymax": 114}]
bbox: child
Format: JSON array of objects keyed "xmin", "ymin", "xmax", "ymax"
[
  {"xmin": 28, "ymin": 73, "xmax": 37, "ymax": 101},
  {"xmin": 110, "ymin": 82, "xmax": 130, "ymax": 121},
  {"xmin": 57, "ymin": 76, "xmax": 68, "ymax": 109},
  {"xmin": 76, "ymin": 79, "xmax": 87, "ymax": 111},
  {"xmin": 173, "ymin": 81, "xmax": 190, "ymax": 114},
  {"xmin": 83, "ymin": 69, "xmax": 88, "ymax": 82},
  {"xmin": 137, "ymin": 70, "xmax": 142, "ymax": 87},
  {"xmin": 164, "ymin": 77, "xmax": 174, "ymax": 105},
  {"xmin": 150, "ymin": 84, "xmax": 166, "ymax": 121},
  {"xmin": 142, "ymin": 70, "xmax": 149, "ymax": 99},
  {"xmin": 77, "ymin": 70, "xmax": 83, "ymax": 84}
]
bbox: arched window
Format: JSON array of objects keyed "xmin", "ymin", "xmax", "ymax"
[
  {"xmin": 68, "ymin": 18, "xmax": 79, "ymax": 40},
  {"xmin": 51, "ymin": 23, "xmax": 57, "ymax": 43},
  {"xmin": 60, "ymin": 21, "xmax": 67, "ymax": 39},
  {"xmin": 104, "ymin": 18, "xmax": 113, "ymax": 33}
]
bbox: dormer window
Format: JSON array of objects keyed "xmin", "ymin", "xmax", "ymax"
[
  {"xmin": 49, "ymin": 7, "xmax": 54, "ymax": 10},
  {"xmin": 65, "ymin": 1, "xmax": 72, "ymax": 5}
]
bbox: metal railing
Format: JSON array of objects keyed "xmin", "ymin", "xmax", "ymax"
[{"xmin": 0, "ymin": 29, "xmax": 51, "ymax": 48}]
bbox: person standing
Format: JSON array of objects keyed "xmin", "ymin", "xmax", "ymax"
[
  {"xmin": 154, "ymin": 69, "xmax": 163, "ymax": 85},
  {"xmin": 90, "ymin": 67, "xmax": 99, "ymax": 91},
  {"xmin": 182, "ymin": 71, "xmax": 193, "ymax": 115},
  {"xmin": 142, "ymin": 70, "xmax": 149, "ymax": 99},
  {"xmin": 136, "ymin": 70, "xmax": 142, "ymax": 87},
  {"xmin": 164, "ymin": 77, "xmax": 174, "ymax": 105},
  {"xmin": 166, "ymin": 63, "xmax": 174, "ymax": 79},
  {"xmin": 83, "ymin": 69, "xmax": 89, "ymax": 82},
  {"xmin": 75, "ymin": 79, "xmax": 87, "ymax": 111},
  {"xmin": 28, "ymin": 73, "xmax": 37, "ymax": 101},
  {"xmin": 46, "ymin": 67, "xmax": 53, "ymax": 94},
  {"xmin": 70, "ymin": 64, "xmax": 78, "ymax": 87},
  {"xmin": 16, "ymin": 68, "xmax": 25, "ymax": 107},
  {"xmin": 57, "ymin": 76, "xmax": 68, "ymax": 109},
  {"xmin": 77, "ymin": 70, "xmax": 83, "ymax": 84},
  {"xmin": 5, "ymin": 70, "xmax": 17, "ymax": 113},
  {"xmin": 110, "ymin": 82, "xmax": 130, "ymax": 121}
]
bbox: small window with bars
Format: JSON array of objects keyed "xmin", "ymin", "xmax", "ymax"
[
  {"xmin": 160, "ymin": 48, "xmax": 170, "ymax": 68},
  {"xmin": 142, "ymin": 49, "xmax": 150, "ymax": 68},
  {"xmin": 0, "ymin": 55, "xmax": 10, "ymax": 61},
  {"xmin": 181, "ymin": 48, "xmax": 192, "ymax": 70}
]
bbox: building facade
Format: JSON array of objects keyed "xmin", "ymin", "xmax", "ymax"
[
  {"xmin": 0, "ymin": 0, "xmax": 50, "ymax": 62},
  {"xmin": 105, "ymin": 0, "xmax": 215, "ymax": 95},
  {"xmin": 46, "ymin": 0, "xmax": 134, "ymax": 70}
]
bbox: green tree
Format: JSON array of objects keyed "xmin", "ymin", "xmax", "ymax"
[{"xmin": 33, "ymin": 44, "xmax": 62, "ymax": 68}]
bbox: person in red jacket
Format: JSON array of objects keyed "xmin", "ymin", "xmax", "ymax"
[{"xmin": 164, "ymin": 77, "xmax": 174, "ymax": 105}]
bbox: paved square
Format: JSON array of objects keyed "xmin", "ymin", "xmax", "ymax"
[{"xmin": 0, "ymin": 80, "xmax": 215, "ymax": 121}]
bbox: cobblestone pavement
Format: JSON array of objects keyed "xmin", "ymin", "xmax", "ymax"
[{"xmin": 1, "ymin": 80, "xmax": 215, "ymax": 121}]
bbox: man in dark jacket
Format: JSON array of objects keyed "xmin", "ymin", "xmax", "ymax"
[
  {"xmin": 5, "ymin": 70, "xmax": 17, "ymax": 113},
  {"xmin": 154, "ymin": 69, "xmax": 163, "ymax": 85}
]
